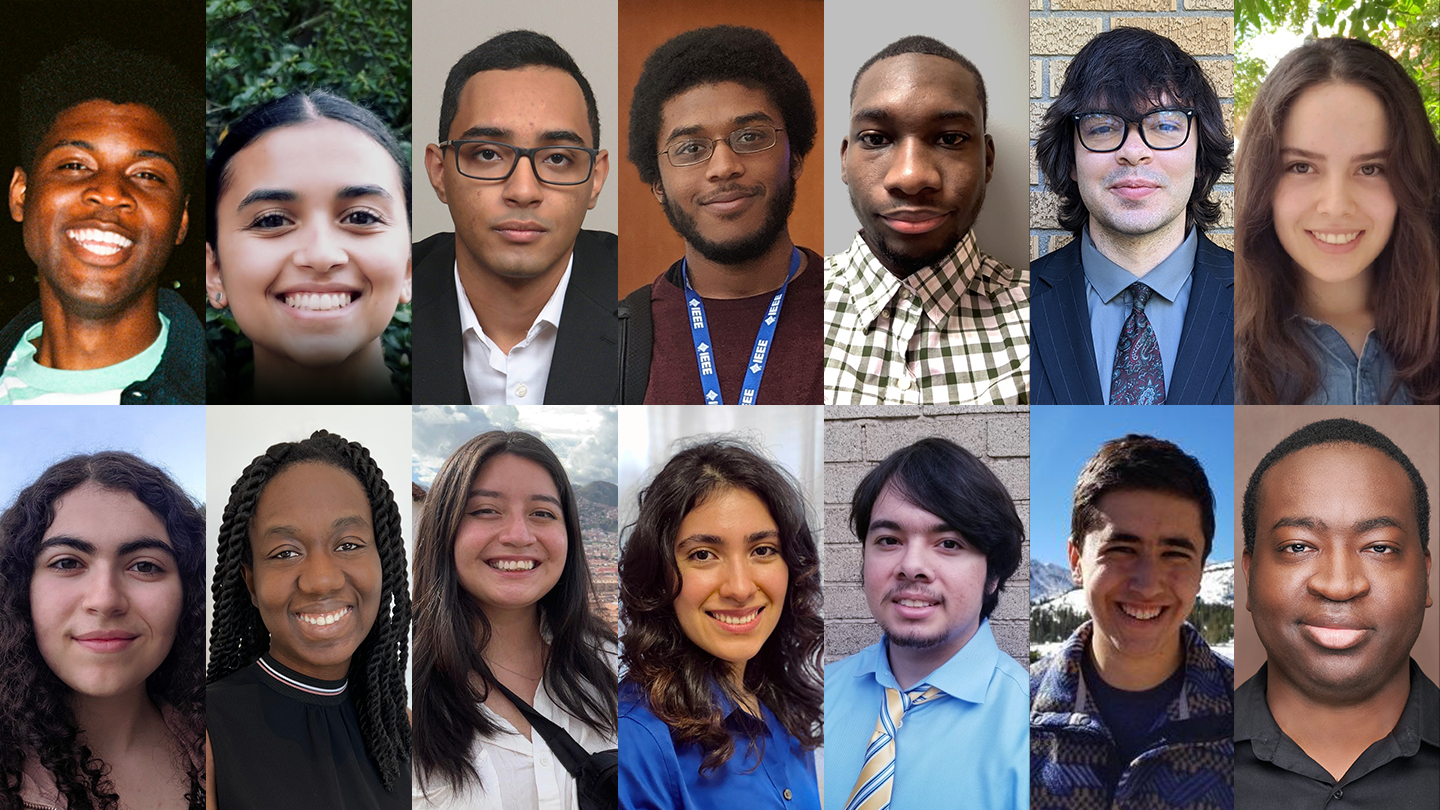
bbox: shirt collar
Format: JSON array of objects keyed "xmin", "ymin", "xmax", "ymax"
[
  {"xmin": 1237, "ymin": 660, "xmax": 1440, "ymax": 754},
  {"xmin": 1080, "ymin": 225, "xmax": 1197, "ymax": 304},
  {"xmin": 853, "ymin": 618, "xmax": 1003, "ymax": 705},
  {"xmin": 453, "ymin": 254, "xmax": 574, "ymax": 346},
  {"xmin": 835, "ymin": 230, "xmax": 1015, "ymax": 331}
]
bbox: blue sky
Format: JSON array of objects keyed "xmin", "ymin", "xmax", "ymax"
[
  {"xmin": 1030, "ymin": 407, "xmax": 1234, "ymax": 567},
  {"xmin": 0, "ymin": 406, "xmax": 206, "ymax": 507}
]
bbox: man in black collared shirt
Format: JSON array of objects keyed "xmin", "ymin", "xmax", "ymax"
[{"xmin": 1238, "ymin": 418, "xmax": 1438, "ymax": 807}]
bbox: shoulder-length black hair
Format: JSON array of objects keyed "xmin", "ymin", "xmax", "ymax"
[
  {"xmin": 206, "ymin": 430, "xmax": 410, "ymax": 790},
  {"xmin": 412, "ymin": 431, "xmax": 616, "ymax": 795},
  {"xmin": 620, "ymin": 440, "xmax": 822, "ymax": 774},
  {"xmin": 0, "ymin": 452, "xmax": 205, "ymax": 810},
  {"xmin": 205, "ymin": 89, "xmax": 412, "ymax": 248},
  {"xmin": 1036, "ymin": 27, "xmax": 1233, "ymax": 234},
  {"xmin": 1236, "ymin": 37, "xmax": 1439, "ymax": 405}
]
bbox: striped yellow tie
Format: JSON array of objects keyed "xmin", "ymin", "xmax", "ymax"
[{"xmin": 843, "ymin": 684, "xmax": 943, "ymax": 810}]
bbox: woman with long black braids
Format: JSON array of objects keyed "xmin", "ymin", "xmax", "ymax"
[{"xmin": 205, "ymin": 430, "xmax": 410, "ymax": 809}]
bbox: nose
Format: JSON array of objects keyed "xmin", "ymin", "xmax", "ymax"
[
  {"xmin": 717, "ymin": 555, "xmax": 759, "ymax": 603},
  {"xmin": 503, "ymin": 153, "xmax": 545, "ymax": 207},
  {"xmin": 297, "ymin": 550, "xmax": 345, "ymax": 595},
  {"xmin": 83, "ymin": 566, "xmax": 130, "ymax": 615},
  {"xmin": 884, "ymin": 137, "xmax": 941, "ymax": 196},
  {"xmin": 705, "ymin": 140, "xmax": 745, "ymax": 182},
  {"xmin": 1127, "ymin": 553, "xmax": 1163, "ymax": 598},
  {"xmin": 497, "ymin": 510, "xmax": 532, "ymax": 545},
  {"xmin": 84, "ymin": 168, "xmax": 135, "ymax": 210},
  {"xmin": 1308, "ymin": 549, "xmax": 1370, "ymax": 602},
  {"xmin": 293, "ymin": 223, "xmax": 347, "ymax": 273},
  {"xmin": 1315, "ymin": 173, "xmax": 1357, "ymax": 217},
  {"xmin": 895, "ymin": 541, "xmax": 933, "ymax": 581},
  {"xmin": 1113, "ymin": 123, "xmax": 1154, "ymax": 165}
]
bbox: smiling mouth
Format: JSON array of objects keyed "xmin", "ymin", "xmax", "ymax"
[
  {"xmin": 488, "ymin": 559, "xmax": 537, "ymax": 572},
  {"xmin": 1119, "ymin": 603, "xmax": 1164, "ymax": 621},
  {"xmin": 896, "ymin": 598, "xmax": 939, "ymax": 608},
  {"xmin": 297, "ymin": 606, "xmax": 352, "ymax": 626},
  {"xmin": 708, "ymin": 607, "xmax": 763, "ymax": 626},
  {"xmin": 283, "ymin": 292, "xmax": 358, "ymax": 311},
  {"xmin": 67, "ymin": 227, "xmax": 134, "ymax": 255},
  {"xmin": 1309, "ymin": 230, "xmax": 1360, "ymax": 245}
]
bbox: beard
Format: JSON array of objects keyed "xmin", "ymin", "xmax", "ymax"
[{"xmin": 662, "ymin": 176, "xmax": 797, "ymax": 266}]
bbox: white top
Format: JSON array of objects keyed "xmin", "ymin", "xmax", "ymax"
[
  {"xmin": 456, "ymin": 256, "xmax": 572, "ymax": 405},
  {"xmin": 412, "ymin": 675, "xmax": 616, "ymax": 810}
]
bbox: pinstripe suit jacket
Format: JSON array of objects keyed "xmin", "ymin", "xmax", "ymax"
[{"xmin": 1031, "ymin": 233, "xmax": 1234, "ymax": 404}]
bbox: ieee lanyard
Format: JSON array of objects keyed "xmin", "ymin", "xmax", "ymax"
[{"xmin": 682, "ymin": 247, "xmax": 801, "ymax": 405}]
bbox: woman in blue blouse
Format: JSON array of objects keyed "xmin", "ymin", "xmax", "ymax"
[
  {"xmin": 619, "ymin": 441, "xmax": 823, "ymax": 809},
  {"xmin": 1235, "ymin": 37, "xmax": 1438, "ymax": 404}
]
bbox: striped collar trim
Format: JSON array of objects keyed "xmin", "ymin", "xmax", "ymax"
[{"xmin": 257, "ymin": 655, "xmax": 348, "ymax": 696}]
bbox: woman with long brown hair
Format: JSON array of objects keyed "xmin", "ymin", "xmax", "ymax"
[{"xmin": 1235, "ymin": 37, "xmax": 1439, "ymax": 404}]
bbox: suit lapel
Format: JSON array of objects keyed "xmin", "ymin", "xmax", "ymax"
[
  {"xmin": 1035, "ymin": 241, "xmax": 1105, "ymax": 404},
  {"xmin": 1168, "ymin": 235, "xmax": 1234, "ymax": 404},
  {"xmin": 542, "ymin": 231, "xmax": 619, "ymax": 404},
  {"xmin": 410, "ymin": 234, "xmax": 470, "ymax": 404}
]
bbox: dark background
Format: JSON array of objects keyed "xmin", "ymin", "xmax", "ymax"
[{"xmin": 0, "ymin": 0, "xmax": 206, "ymax": 330}]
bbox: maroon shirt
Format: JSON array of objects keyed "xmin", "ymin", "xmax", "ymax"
[{"xmin": 643, "ymin": 248, "xmax": 823, "ymax": 405}]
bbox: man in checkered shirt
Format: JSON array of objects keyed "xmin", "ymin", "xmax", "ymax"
[{"xmin": 824, "ymin": 36, "xmax": 1028, "ymax": 405}]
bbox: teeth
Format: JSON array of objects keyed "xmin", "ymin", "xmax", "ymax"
[
  {"xmin": 712, "ymin": 610, "xmax": 759, "ymax": 625},
  {"xmin": 298, "ymin": 606, "xmax": 351, "ymax": 626},
  {"xmin": 1313, "ymin": 231, "xmax": 1359, "ymax": 245},
  {"xmin": 488, "ymin": 559, "xmax": 536, "ymax": 571},
  {"xmin": 284, "ymin": 292, "xmax": 354, "ymax": 311},
  {"xmin": 897, "ymin": 599, "xmax": 936, "ymax": 608},
  {"xmin": 1120, "ymin": 604, "xmax": 1162, "ymax": 621},
  {"xmin": 68, "ymin": 228, "xmax": 133, "ymax": 254}
]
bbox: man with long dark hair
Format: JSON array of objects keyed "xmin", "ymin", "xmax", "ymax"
[
  {"xmin": 825, "ymin": 438, "xmax": 1027, "ymax": 809},
  {"xmin": 1031, "ymin": 27, "xmax": 1234, "ymax": 405}
]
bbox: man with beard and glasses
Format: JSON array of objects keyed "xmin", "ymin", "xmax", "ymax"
[
  {"xmin": 1, "ymin": 41, "xmax": 202, "ymax": 405},
  {"xmin": 1031, "ymin": 435, "xmax": 1233, "ymax": 810},
  {"xmin": 414, "ymin": 30, "xmax": 616, "ymax": 405},
  {"xmin": 1237, "ymin": 418, "xmax": 1436, "ymax": 807},
  {"xmin": 619, "ymin": 25, "xmax": 822, "ymax": 404},
  {"xmin": 825, "ymin": 36, "xmax": 1028, "ymax": 406},
  {"xmin": 825, "ymin": 438, "xmax": 1028, "ymax": 810},
  {"xmin": 1032, "ymin": 27, "xmax": 1235, "ymax": 405}
]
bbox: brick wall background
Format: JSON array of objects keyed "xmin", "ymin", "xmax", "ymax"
[
  {"xmin": 823, "ymin": 406, "xmax": 1031, "ymax": 668},
  {"xmin": 1029, "ymin": 0, "xmax": 1235, "ymax": 259}
]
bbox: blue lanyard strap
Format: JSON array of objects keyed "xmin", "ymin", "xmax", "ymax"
[{"xmin": 682, "ymin": 247, "xmax": 801, "ymax": 405}]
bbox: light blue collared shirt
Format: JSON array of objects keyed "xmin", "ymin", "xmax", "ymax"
[
  {"xmin": 1082, "ymin": 227, "xmax": 1197, "ymax": 402},
  {"xmin": 823, "ymin": 620, "xmax": 1028, "ymax": 810},
  {"xmin": 1299, "ymin": 319, "xmax": 1411, "ymax": 404}
]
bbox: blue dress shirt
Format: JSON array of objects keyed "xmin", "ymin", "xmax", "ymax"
[
  {"xmin": 824, "ymin": 620, "xmax": 1028, "ymax": 810},
  {"xmin": 1081, "ymin": 227, "xmax": 1197, "ymax": 402},
  {"xmin": 619, "ymin": 679, "xmax": 820, "ymax": 810},
  {"xmin": 1299, "ymin": 319, "xmax": 1411, "ymax": 404}
]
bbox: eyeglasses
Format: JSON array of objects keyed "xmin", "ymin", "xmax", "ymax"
[
  {"xmin": 1073, "ymin": 109, "xmax": 1194, "ymax": 152},
  {"xmin": 659, "ymin": 125, "xmax": 785, "ymax": 168},
  {"xmin": 439, "ymin": 139, "xmax": 600, "ymax": 185}
]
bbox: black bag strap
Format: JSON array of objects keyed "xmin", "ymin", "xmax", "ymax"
[{"xmin": 491, "ymin": 679, "xmax": 591, "ymax": 779}]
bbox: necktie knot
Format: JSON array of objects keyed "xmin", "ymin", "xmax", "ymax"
[
  {"xmin": 1127, "ymin": 281, "xmax": 1153, "ymax": 311},
  {"xmin": 843, "ymin": 684, "xmax": 946, "ymax": 810}
]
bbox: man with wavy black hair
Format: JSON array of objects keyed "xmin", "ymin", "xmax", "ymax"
[
  {"xmin": 619, "ymin": 25, "xmax": 823, "ymax": 405},
  {"xmin": 1237, "ymin": 418, "xmax": 1436, "ymax": 807},
  {"xmin": 1031, "ymin": 27, "xmax": 1235, "ymax": 405},
  {"xmin": 826, "ymin": 437, "xmax": 1028, "ymax": 809}
]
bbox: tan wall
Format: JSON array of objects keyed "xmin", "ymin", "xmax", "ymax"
[
  {"xmin": 1233, "ymin": 406, "xmax": 1440, "ymax": 687},
  {"xmin": 617, "ymin": 0, "xmax": 825, "ymax": 298},
  {"xmin": 1028, "ymin": 0, "xmax": 1236, "ymax": 259}
]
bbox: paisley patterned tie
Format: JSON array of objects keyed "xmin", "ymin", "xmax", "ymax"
[
  {"xmin": 1109, "ymin": 282, "xmax": 1165, "ymax": 405},
  {"xmin": 843, "ymin": 684, "xmax": 944, "ymax": 810}
]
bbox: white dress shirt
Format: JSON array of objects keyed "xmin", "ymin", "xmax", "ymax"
[{"xmin": 456, "ymin": 255, "xmax": 572, "ymax": 404}]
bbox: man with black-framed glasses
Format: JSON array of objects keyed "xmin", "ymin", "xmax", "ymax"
[
  {"xmin": 413, "ymin": 30, "xmax": 617, "ymax": 404},
  {"xmin": 1032, "ymin": 27, "xmax": 1235, "ymax": 405},
  {"xmin": 619, "ymin": 25, "xmax": 823, "ymax": 405}
]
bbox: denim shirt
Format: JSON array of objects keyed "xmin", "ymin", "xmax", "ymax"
[{"xmin": 1300, "ymin": 318, "xmax": 1411, "ymax": 405}]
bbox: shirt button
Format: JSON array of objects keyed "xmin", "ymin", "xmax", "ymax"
[
  {"xmin": 515, "ymin": 383, "xmax": 529, "ymax": 398},
  {"xmin": 896, "ymin": 376, "xmax": 912, "ymax": 391},
  {"xmin": 783, "ymin": 789, "xmax": 792, "ymax": 801},
  {"xmin": 1333, "ymin": 789, "xmax": 1343, "ymax": 799},
  {"xmin": 540, "ymin": 754, "xmax": 550, "ymax": 767}
]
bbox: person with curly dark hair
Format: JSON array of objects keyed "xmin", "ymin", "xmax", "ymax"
[
  {"xmin": 618, "ymin": 440, "xmax": 822, "ymax": 808},
  {"xmin": 0, "ymin": 451, "xmax": 206, "ymax": 810},
  {"xmin": 1031, "ymin": 27, "xmax": 1236, "ymax": 405},
  {"xmin": 618, "ymin": 26, "xmax": 823, "ymax": 405},
  {"xmin": 205, "ymin": 430, "xmax": 410, "ymax": 809},
  {"xmin": 412, "ymin": 431, "xmax": 617, "ymax": 810}
]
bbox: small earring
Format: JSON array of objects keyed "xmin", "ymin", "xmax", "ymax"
[{"xmin": 210, "ymin": 293, "xmax": 226, "ymax": 308}]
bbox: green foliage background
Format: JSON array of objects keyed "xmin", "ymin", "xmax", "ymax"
[
  {"xmin": 1235, "ymin": 0, "xmax": 1440, "ymax": 135},
  {"xmin": 203, "ymin": 0, "xmax": 412, "ymax": 400}
]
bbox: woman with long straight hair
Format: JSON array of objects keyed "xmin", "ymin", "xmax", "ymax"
[
  {"xmin": 1235, "ymin": 37, "xmax": 1439, "ymax": 404},
  {"xmin": 412, "ymin": 431, "xmax": 617, "ymax": 810}
]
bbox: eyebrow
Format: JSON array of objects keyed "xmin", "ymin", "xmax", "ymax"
[
  {"xmin": 338, "ymin": 184, "xmax": 392, "ymax": 201},
  {"xmin": 468, "ymin": 488, "xmax": 563, "ymax": 509},
  {"xmin": 664, "ymin": 111, "xmax": 777, "ymax": 144},
  {"xmin": 236, "ymin": 188, "xmax": 297, "ymax": 209},
  {"xmin": 1280, "ymin": 147, "xmax": 1388, "ymax": 162},
  {"xmin": 38, "ymin": 535, "xmax": 175, "ymax": 559},
  {"xmin": 456, "ymin": 126, "xmax": 586, "ymax": 147},
  {"xmin": 260, "ymin": 514, "xmax": 371, "ymax": 541},
  {"xmin": 44, "ymin": 140, "xmax": 178, "ymax": 170},
  {"xmin": 851, "ymin": 108, "xmax": 977, "ymax": 126},
  {"xmin": 1107, "ymin": 533, "xmax": 1198, "ymax": 551},
  {"xmin": 676, "ymin": 529, "xmax": 780, "ymax": 550},
  {"xmin": 867, "ymin": 519, "xmax": 956, "ymax": 535}
]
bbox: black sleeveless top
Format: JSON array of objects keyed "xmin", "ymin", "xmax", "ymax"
[{"xmin": 207, "ymin": 654, "xmax": 407, "ymax": 809}]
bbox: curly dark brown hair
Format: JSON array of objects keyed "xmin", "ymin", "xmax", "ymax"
[
  {"xmin": 0, "ymin": 452, "xmax": 205, "ymax": 810},
  {"xmin": 619, "ymin": 439, "xmax": 822, "ymax": 774}
]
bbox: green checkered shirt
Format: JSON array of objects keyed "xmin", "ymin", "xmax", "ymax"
[{"xmin": 823, "ymin": 231, "xmax": 1029, "ymax": 404}]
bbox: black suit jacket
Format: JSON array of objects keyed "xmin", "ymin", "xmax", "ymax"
[
  {"xmin": 1031, "ymin": 232, "xmax": 1234, "ymax": 404},
  {"xmin": 411, "ymin": 230, "xmax": 618, "ymax": 404}
]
